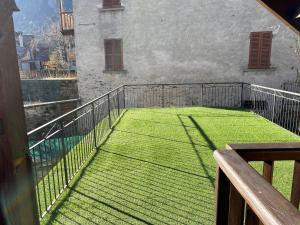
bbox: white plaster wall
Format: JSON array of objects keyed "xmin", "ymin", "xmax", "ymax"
[{"xmin": 73, "ymin": 0, "xmax": 299, "ymax": 102}]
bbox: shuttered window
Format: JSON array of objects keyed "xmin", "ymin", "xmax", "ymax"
[
  {"xmin": 104, "ymin": 39, "xmax": 123, "ymax": 71},
  {"xmin": 248, "ymin": 31, "xmax": 273, "ymax": 69},
  {"xmin": 103, "ymin": 0, "xmax": 121, "ymax": 8}
]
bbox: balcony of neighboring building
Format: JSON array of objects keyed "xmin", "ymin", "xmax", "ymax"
[{"xmin": 59, "ymin": 0, "xmax": 74, "ymax": 35}]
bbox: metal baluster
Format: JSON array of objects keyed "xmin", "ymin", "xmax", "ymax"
[
  {"xmin": 60, "ymin": 121, "xmax": 69, "ymax": 187},
  {"xmin": 162, "ymin": 84, "xmax": 165, "ymax": 108},
  {"xmin": 108, "ymin": 93, "xmax": 112, "ymax": 128},
  {"xmin": 91, "ymin": 102, "xmax": 98, "ymax": 149}
]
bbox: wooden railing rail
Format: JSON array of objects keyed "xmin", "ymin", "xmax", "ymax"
[
  {"xmin": 226, "ymin": 143, "xmax": 300, "ymax": 161},
  {"xmin": 215, "ymin": 143, "xmax": 300, "ymax": 225}
]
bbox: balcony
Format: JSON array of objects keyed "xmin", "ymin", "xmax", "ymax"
[
  {"xmin": 60, "ymin": 11, "xmax": 74, "ymax": 35},
  {"xmin": 27, "ymin": 83, "xmax": 300, "ymax": 224}
]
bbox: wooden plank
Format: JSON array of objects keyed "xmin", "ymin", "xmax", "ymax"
[
  {"xmin": 263, "ymin": 161, "xmax": 274, "ymax": 184},
  {"xmin": 214, "ymin": 150, "xmax": 300, "ymax": 225},
  {"xmin": 228, "ymin": 184, "xmax": 244, "ymax": 225},
  {"xmin": 291, "ymin": 160, "xmax": 300, "ymax": 208},
  {"xmin": 214, "ymin": 166, "xmax": 230, "ymax": 225}
]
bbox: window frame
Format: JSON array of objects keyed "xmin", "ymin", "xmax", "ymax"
[
  {"xmin": 104, "ymin": 39, "xmax": 124, "ymax": 72},
  {"xmin": 102, "ymin": 0, "xmax": 122, "ymax": 9},
  {"xmin": 248, "ymin": 31, "xmax": 273, "ymax": 70}
]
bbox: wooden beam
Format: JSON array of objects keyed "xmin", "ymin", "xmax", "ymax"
[
  {"xmin": 263, "ymin": 161, "xmax": 274, "ymax": 184},
  {"xmin": 226, "ymin": 143, "xmax": 300, "ymax": 151},
  {"xmin": 226, "ymin": 143, "xmax": 300, "ymax": 161},
  {"xmin": 0, "ymin": 1, "xmax": 39, "ymax": 224},
  {"xmin": 214, "ymin": 166, "xmax": 230, "ymax": 225},
  {"xmin": 291, "ymin": 160, "xmax": 300, "ymax": 208},
  {"xmin": 256, "ymin": 0, "xmax": 300, "ymax": 36}
]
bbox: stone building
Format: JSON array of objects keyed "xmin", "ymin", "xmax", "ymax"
[{"xmin": 72, "ymin": 0, "xmax": 300, "ymax": 102}]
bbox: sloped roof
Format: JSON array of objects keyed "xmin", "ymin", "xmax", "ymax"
[{"xmin": 258, "ymin": 0, "xmax": 300, "ymax": 35}]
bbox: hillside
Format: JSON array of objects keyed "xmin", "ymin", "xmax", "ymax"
[{"xmin": 13, "ymin": 0, "xmax": 59, "ymax": 33}]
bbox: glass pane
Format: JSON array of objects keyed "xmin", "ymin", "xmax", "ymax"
[{"xmin": 63, "ymin": 0, "xmax": 73, "ymax": 12}]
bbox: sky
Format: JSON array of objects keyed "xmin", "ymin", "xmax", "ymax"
[{"xmin": 13, "ymin": 0, "xmax": 59, "ymax": 33}]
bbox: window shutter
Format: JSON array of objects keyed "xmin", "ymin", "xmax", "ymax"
[
  {"xmin": 260, "ymin": 32, "xmax": 272, "ymax": 68},
  {"xmin": 103, "ymin": 0, "xmax": 121, "ymax": 8},
  {"xmin": 248, "ymin": 32, "xmax": 260, "ymax": 69},
  {"xmin": 105, "ymin": 40, "xmax": 114, "ymax": 70},
  {"xmin": 104, "ymin": 39, "xmax": 123, "ymax": 71},
  {"xmin": 248, "ymin": 31, "xmax": 272, "ymax": 69}
]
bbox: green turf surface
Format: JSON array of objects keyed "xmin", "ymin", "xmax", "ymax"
[{"xmin": 41, "ymin": 107, "xmax": 300, "ymax": 225}]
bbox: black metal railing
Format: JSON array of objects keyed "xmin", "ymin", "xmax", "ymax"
[
  {"xmin": 28, "ymin": 82, "xmax": 300, "ymax": 220},
  {"xmin": 27, "ymin": 86, "xmax": 125, "ymax": 219},
  {"xmin": 125, "ymin": 83, "xmax": 243, "ymax": 108}
]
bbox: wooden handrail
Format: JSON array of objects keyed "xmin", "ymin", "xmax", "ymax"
[
  {"xmin": 226, "ymin": 143, "xmax": 300, "ymax": 161},
  {"xmin": 214, "ymin": 150, "xmax": 300, "ymax": 225}
]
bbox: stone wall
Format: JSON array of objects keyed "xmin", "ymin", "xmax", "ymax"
[
  {"xmin": 24, "ymin": 99, "xmax": 80, "ymax": 131},
  {"xmin": 22, "ymin": 79, "xmax": 79, "ymax": 102},
  {"xmin": 73, "ymin": 0, "xmax": 300, "ymax": 103}
]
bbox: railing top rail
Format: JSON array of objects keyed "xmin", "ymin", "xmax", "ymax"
[
  {"xmin": 27, "ymin": 85, "xmax": 124, "ymax": 135},
  {"xmin": 226, "ymin": 143, "xmax": 300, "ymax": 151},
  {"xmin": 214, "ymin": 150, "xmax": 300, "ymax": 225},
  {"xmin": 226, "ymin": 143, "xmax": 300, "ymax": 161},
  {"xmin": 250, "ymin": 84, "xmax": 300, "ymax": 97},
  {"xmin": 24, "ymin": 98, "xmax": 80, "ymax": 109},
  {"xmin": 124, "ymin": 82, "xmax": 244, "ymax": 87}
]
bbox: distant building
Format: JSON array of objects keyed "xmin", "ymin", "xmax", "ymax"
[
  {"xmin": 71, "ymin": 0, "xmax": 300, "ymax": 102},
  {"xmin": 15, "ymin": 32, "xmax": 49, "ymax": 73},
  {"xmin": 58, "ymin": 0, "xmax": 76, "ymax": 71}
]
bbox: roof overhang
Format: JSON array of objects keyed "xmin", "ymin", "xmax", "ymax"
[{"xmin": 257, "ymin": 0, "xmax": 300, "ymax": 35}]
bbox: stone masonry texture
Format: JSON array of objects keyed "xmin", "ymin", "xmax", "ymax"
[{"xmin": 73, "ymin": 0, "xmax": 300, "ymax": 103}]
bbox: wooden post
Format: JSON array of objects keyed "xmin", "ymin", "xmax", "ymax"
[
  {"xmin": 291, "ymin": 160, "xmax": 300, "ymax": 208},
  {"xmin": 0, "ymin": 1, "xmax": 39, "ymax": 224},
  {"xmin": 215, "ymin": 166, "xmax": 230, "ymax": 225},
  {"xmin": 228, "ymin": 184, "xmax": 245, "ymax": 225}
]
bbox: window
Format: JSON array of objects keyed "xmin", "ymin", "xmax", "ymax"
[
  {"xmin": 104, "ymin": 39, "xmax": 123, "ymax": 71},
  {"xmin": 29, "ymin": 62, "xmax": 37, "ymax": 71},
  {"xmin": 103, "ymin": 0, "xmax": 121, "ymax": 9},
  {"xmin": 248, "ymin": 31, "xmax": 273, "ymax": 69},
  {"xmin": 60, "ymin": 0, "xmax": 73, "ymax": 12}
]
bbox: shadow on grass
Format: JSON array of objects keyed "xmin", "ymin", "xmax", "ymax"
[
  {"xmin": 72, "ymin": 189, "xmax": 153, "ymax": 225},
  {"xmin": 42, "ymin": 150, "xmax": 154, "ymax": 225},
  {"xmin": 100, "ymin": 149, "xmax": 210, "ymax": 179},
  {"xmin": 188, "ymin": 116, "xmax": 216, "ymax": 151},
  {"xmin": 177, "ymin": 115, "xmax": 215, "ymax": 187},
  {"xmin": 41, "ymin": 108, "xmax": 216, "ymax": 225}
]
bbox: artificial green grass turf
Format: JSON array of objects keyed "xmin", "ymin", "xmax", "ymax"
[{"xmin": 41, "ymin": 107, "xmax": 300, "ymax": 225}]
